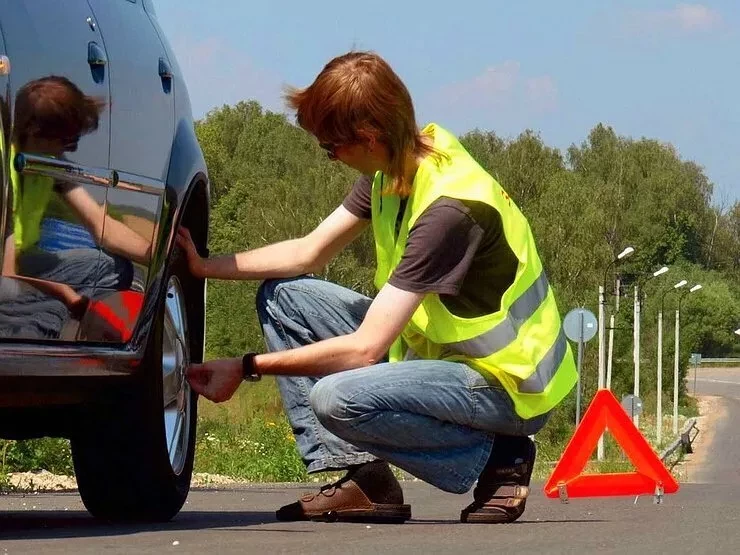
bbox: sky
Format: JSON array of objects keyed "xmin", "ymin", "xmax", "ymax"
[{"xmin": 152, "ymin": 0, "xmax": 739, "ymax": 204}]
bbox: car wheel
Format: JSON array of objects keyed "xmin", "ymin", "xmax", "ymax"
[{"xmin": 71, "ymin": 247, "xmax": 199, "ymax": 522}]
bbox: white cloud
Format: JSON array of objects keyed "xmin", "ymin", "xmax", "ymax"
[
  {"xmin": 429, "ymin": 61, "xmax": 558, "ymax": 121},
  {"xmin": 626, "ymin": 3, "xmax": 723, "ymax": 35},
  {"xmin": 672, "ymin": 4, "xmax": 722, "ymax": 31},
  {"xmin": 169, "ymin": 36, "xmax": 285, "ymax": 118},
  {"xmin": 437, "ymin": 61, "xmax": 520, "ymax": 109}
]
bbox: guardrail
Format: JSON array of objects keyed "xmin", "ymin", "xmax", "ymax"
[{"xmin": 660, "ymin": 417, "xmax": 699, "ymax": 465}]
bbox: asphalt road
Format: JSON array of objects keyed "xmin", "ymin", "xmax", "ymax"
[
  {"xmin": 689, "ymin": 366, "xmax": 740, "ymax": 484},
  {"xmin": 2, "ymin": 367, "xmax": 740, "ymax": 555}
]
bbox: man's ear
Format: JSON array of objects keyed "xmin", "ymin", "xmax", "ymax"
[{"xmin": 357, "ymin": 128, "xmax": 378, "ymax": 151}]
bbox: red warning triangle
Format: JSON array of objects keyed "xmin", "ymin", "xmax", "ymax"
[{"xmin": 544, "ymin": 389, "xmax": 679, "ymax": 498}]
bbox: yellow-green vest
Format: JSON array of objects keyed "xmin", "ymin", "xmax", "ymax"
[
  {"xmin": 371, "ymin": 123, "xmax": 577, "ymax": 419},
  {"xmin": 9, "ymin": 143, "xmax": 55, "ymax": 252}
]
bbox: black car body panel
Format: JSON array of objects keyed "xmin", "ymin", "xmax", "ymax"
[{"xmin": 0, "ymin": 1, "xmax": 208, "ymax": 388}]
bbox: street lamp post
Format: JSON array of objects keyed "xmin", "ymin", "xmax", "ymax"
[
  {"xmin": 632, "ymin": 266, "xmax": 669, "ymax": 427},
  {"xmin": 674, "ymin": 284, "xmax": 702, "ymax": 435},
  {"xmin": 657, "ymin": 279, "xmax": 687, "ymax": 445},
  {"xmin": 606, "ymin": 281, "xmax": 621, "ymax": 390},
  {"xmin": 606, "ymin": 312, "xmax": 616, "ymax": 390},
  {"xmin": 600, "ymin": 247, "xmax": 635, "ymax": 387},
  {"xmin": 598, "ymin": 246, "xmax": 634, "ymax": 460}
]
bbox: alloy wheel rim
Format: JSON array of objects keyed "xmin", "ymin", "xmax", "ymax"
[{"xmin": 162, "ymin": 276, "xmax": 190, "ymax": 475}]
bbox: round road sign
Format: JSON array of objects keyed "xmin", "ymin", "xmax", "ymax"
[
  {"xmin": 621, "ymin": 394, "xmax": 643, "ymax": 417},
  {"xmin": 563, "ymin": 308, "xmax": 598, "ymax": 343}
]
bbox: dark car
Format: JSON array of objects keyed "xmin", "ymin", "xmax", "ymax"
[{"xmin": 0, "ymin": 0, "xmax": 209, "ymax": 521}]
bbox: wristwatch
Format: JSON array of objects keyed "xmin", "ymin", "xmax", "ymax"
[{"xmin": 242, "ymin": 352, "xmax": 261, "ymax": 382}]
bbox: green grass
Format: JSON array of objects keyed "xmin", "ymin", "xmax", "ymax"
[
  {"xmin": 195, "ymin": 416, "xmax": 306, "ymax": 481},
  {"xmin": 194, "ymin": 376, "xmax": 306, "ymax": 481},
  {"xmin": 0, "ymin": 437, "xmax": 74, "ymax": 476}
]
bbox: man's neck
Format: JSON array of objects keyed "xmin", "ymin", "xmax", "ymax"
[{"xmin": 400, "ymin": 134, "xmax": 433, "ymax": 196}]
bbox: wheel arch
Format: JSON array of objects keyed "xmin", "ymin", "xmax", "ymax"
[{"xmin": 130, "ymin": 116, "xmax": 209, "ymax": 362}]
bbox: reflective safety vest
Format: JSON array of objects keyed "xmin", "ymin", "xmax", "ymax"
[
  {"xmin": 371, "ymin": 123, "xmax": 577, "ymax": 419},
  {"xmin": 9, "ymin": 144, "xmax": 55, "ymax": 252}
]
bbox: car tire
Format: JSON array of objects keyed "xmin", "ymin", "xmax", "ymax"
[{"xmin": 71, "ymin": 246, "xmax": 200, "ymax": 522}]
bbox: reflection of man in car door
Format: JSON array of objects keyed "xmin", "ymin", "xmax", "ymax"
[{"xmin": 0, "ymin": 76, "xmax": 152, "ymax": 338}]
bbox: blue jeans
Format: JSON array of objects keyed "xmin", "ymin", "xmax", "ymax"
[
  {"xmin": 256, "ymin": 276, "xmax": 550, "ymax": 494},
  {"xmin": 0, "ymin": 248, "xmax": 133, "ymax": 339}
]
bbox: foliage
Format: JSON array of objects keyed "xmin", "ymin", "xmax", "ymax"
[{"xmin": 0, "ymin": 438, "xmax": 73, "ymax": 475}]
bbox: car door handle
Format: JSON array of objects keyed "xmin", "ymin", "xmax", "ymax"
[
  {"xmin": 88, "ymin": 42, "xmax": 107, "ymax": 67},
  {"xmin": 14, "ymin": 152, "xmax": 118, "ymax": 188},
  {"xmin": 158, "ymin": 58, "xmax": 173, "ymax": 79}
]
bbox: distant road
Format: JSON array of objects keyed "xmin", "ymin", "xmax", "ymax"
[{"xmin": 688, "ymin": 366, "xmax": 740, "ymax": 484}]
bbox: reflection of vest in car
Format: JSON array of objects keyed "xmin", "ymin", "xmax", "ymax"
[
  {"xmin": 10, "ymin": 144, "xmax": 55, "ymax": 252},
  {"xmin": 9, "ymin": 145, "xmax": 97, "ymax": 253},
  {"xmin": 371, "ymin": 123, "xmax": 577, "ymax": 419}
]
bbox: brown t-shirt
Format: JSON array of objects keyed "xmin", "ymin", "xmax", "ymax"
[{"xmin": 343, "ymin": 175, "xmax": 518, "ymax": 318}]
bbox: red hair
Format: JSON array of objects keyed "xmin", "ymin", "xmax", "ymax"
[{"xmin": 285, "ymin": 51, "xmax": 439, "ymax": 196}]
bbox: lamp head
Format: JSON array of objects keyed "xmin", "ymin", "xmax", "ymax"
[{"xmin": 618, "ymin": 246, "xmax": 635, "ymax": 260}]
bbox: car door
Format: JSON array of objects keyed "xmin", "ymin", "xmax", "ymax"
[
  {"xmin": 0, "ymin": 0, "xmax": 113, "ymax": 341},
  {"xmin": 85, "ymin": 0, "xmax": 174, "ymax": 300}
]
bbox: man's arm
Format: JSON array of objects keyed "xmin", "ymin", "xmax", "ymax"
[
  {"xmin": 186, "ymin": 283, "xmax": 424, "ymax": 402},
  {"xmin": 183, "ymin": 205, "xmax": 370, "ymax": 280},
  {"xmin": 2, "ymin": 235, "xmax": 15, "ymax": 275}
]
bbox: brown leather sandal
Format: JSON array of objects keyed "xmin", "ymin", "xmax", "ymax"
[
  {"xmin": 276, "ymin": 477, "xmax": 411, "ymax": 523},
  {"xmin": 461, "ymin": 438, "xmax": 536, "ymax": 524},
  {"xmin": 460, "ymin": 480, "xmax": 530, "ymax": 523}
]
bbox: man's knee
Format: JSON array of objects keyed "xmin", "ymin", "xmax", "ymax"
[
  {"xmin": 255, "ymin": 278, "xmax": 299, "ymax": 325},
  {"xmin": 255, "ymin": 278, "xmax": 281, "ymax": 313},
  {"xmin": 255, "ymin": 276, "xmax": 315, "ymax": 315},
  {"xmin": 309, "ymin": 375, "xmax": 351, "ymax": 434}
]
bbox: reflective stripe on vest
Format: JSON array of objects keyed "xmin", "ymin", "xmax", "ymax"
[
  {"xmin": 519, "ymin": 328, "xmax": 568, "ymax": 393},
  {"xmin": 445, "ymin": 270, "xmax": 550, "ymax": 358},
  {"xmin": 442, "ymin": 269, "xmax": 567, "ymax": 395}
]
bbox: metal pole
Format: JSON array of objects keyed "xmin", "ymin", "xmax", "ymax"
[
  {"xmin": 633, "ymin": 286, "xmax": 641, "ymax": 426},
  {"xmin": 615, "ymin": 277, "xmax": 621, "ymax": 313},
  {"xmin": 657, "ymin": 309, "xmax": 663, "ymax": 445},
  {"xmin": 606, "ymin": 314, "xmax": 615, "ymax": 390},
  {"xmin": 598, "ymin": 286, "xmax": 606, "ymax": 389},
  {"xmin": 576, "ymin": 311, "xmax": 584, "ymax": 425},
  {"xmin": 597, "ymin": 286, "xmax": 605, "ymax": 460},
  {"xmin": 673, "ymin": 307, "xmax": 680, "ymax": 435}
]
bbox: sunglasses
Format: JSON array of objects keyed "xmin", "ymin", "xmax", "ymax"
[{"xmin": 319, "ymin": 141, "xmax": 339, "ymax": 161}]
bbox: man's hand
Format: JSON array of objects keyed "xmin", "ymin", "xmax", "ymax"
[
  {"xmin": 186, "ymin": 358, "xmax": 243, "ymax": 403},
  {"xmin": 176, "ymin": 227, "xmax": 207, "ymax": 279}
]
